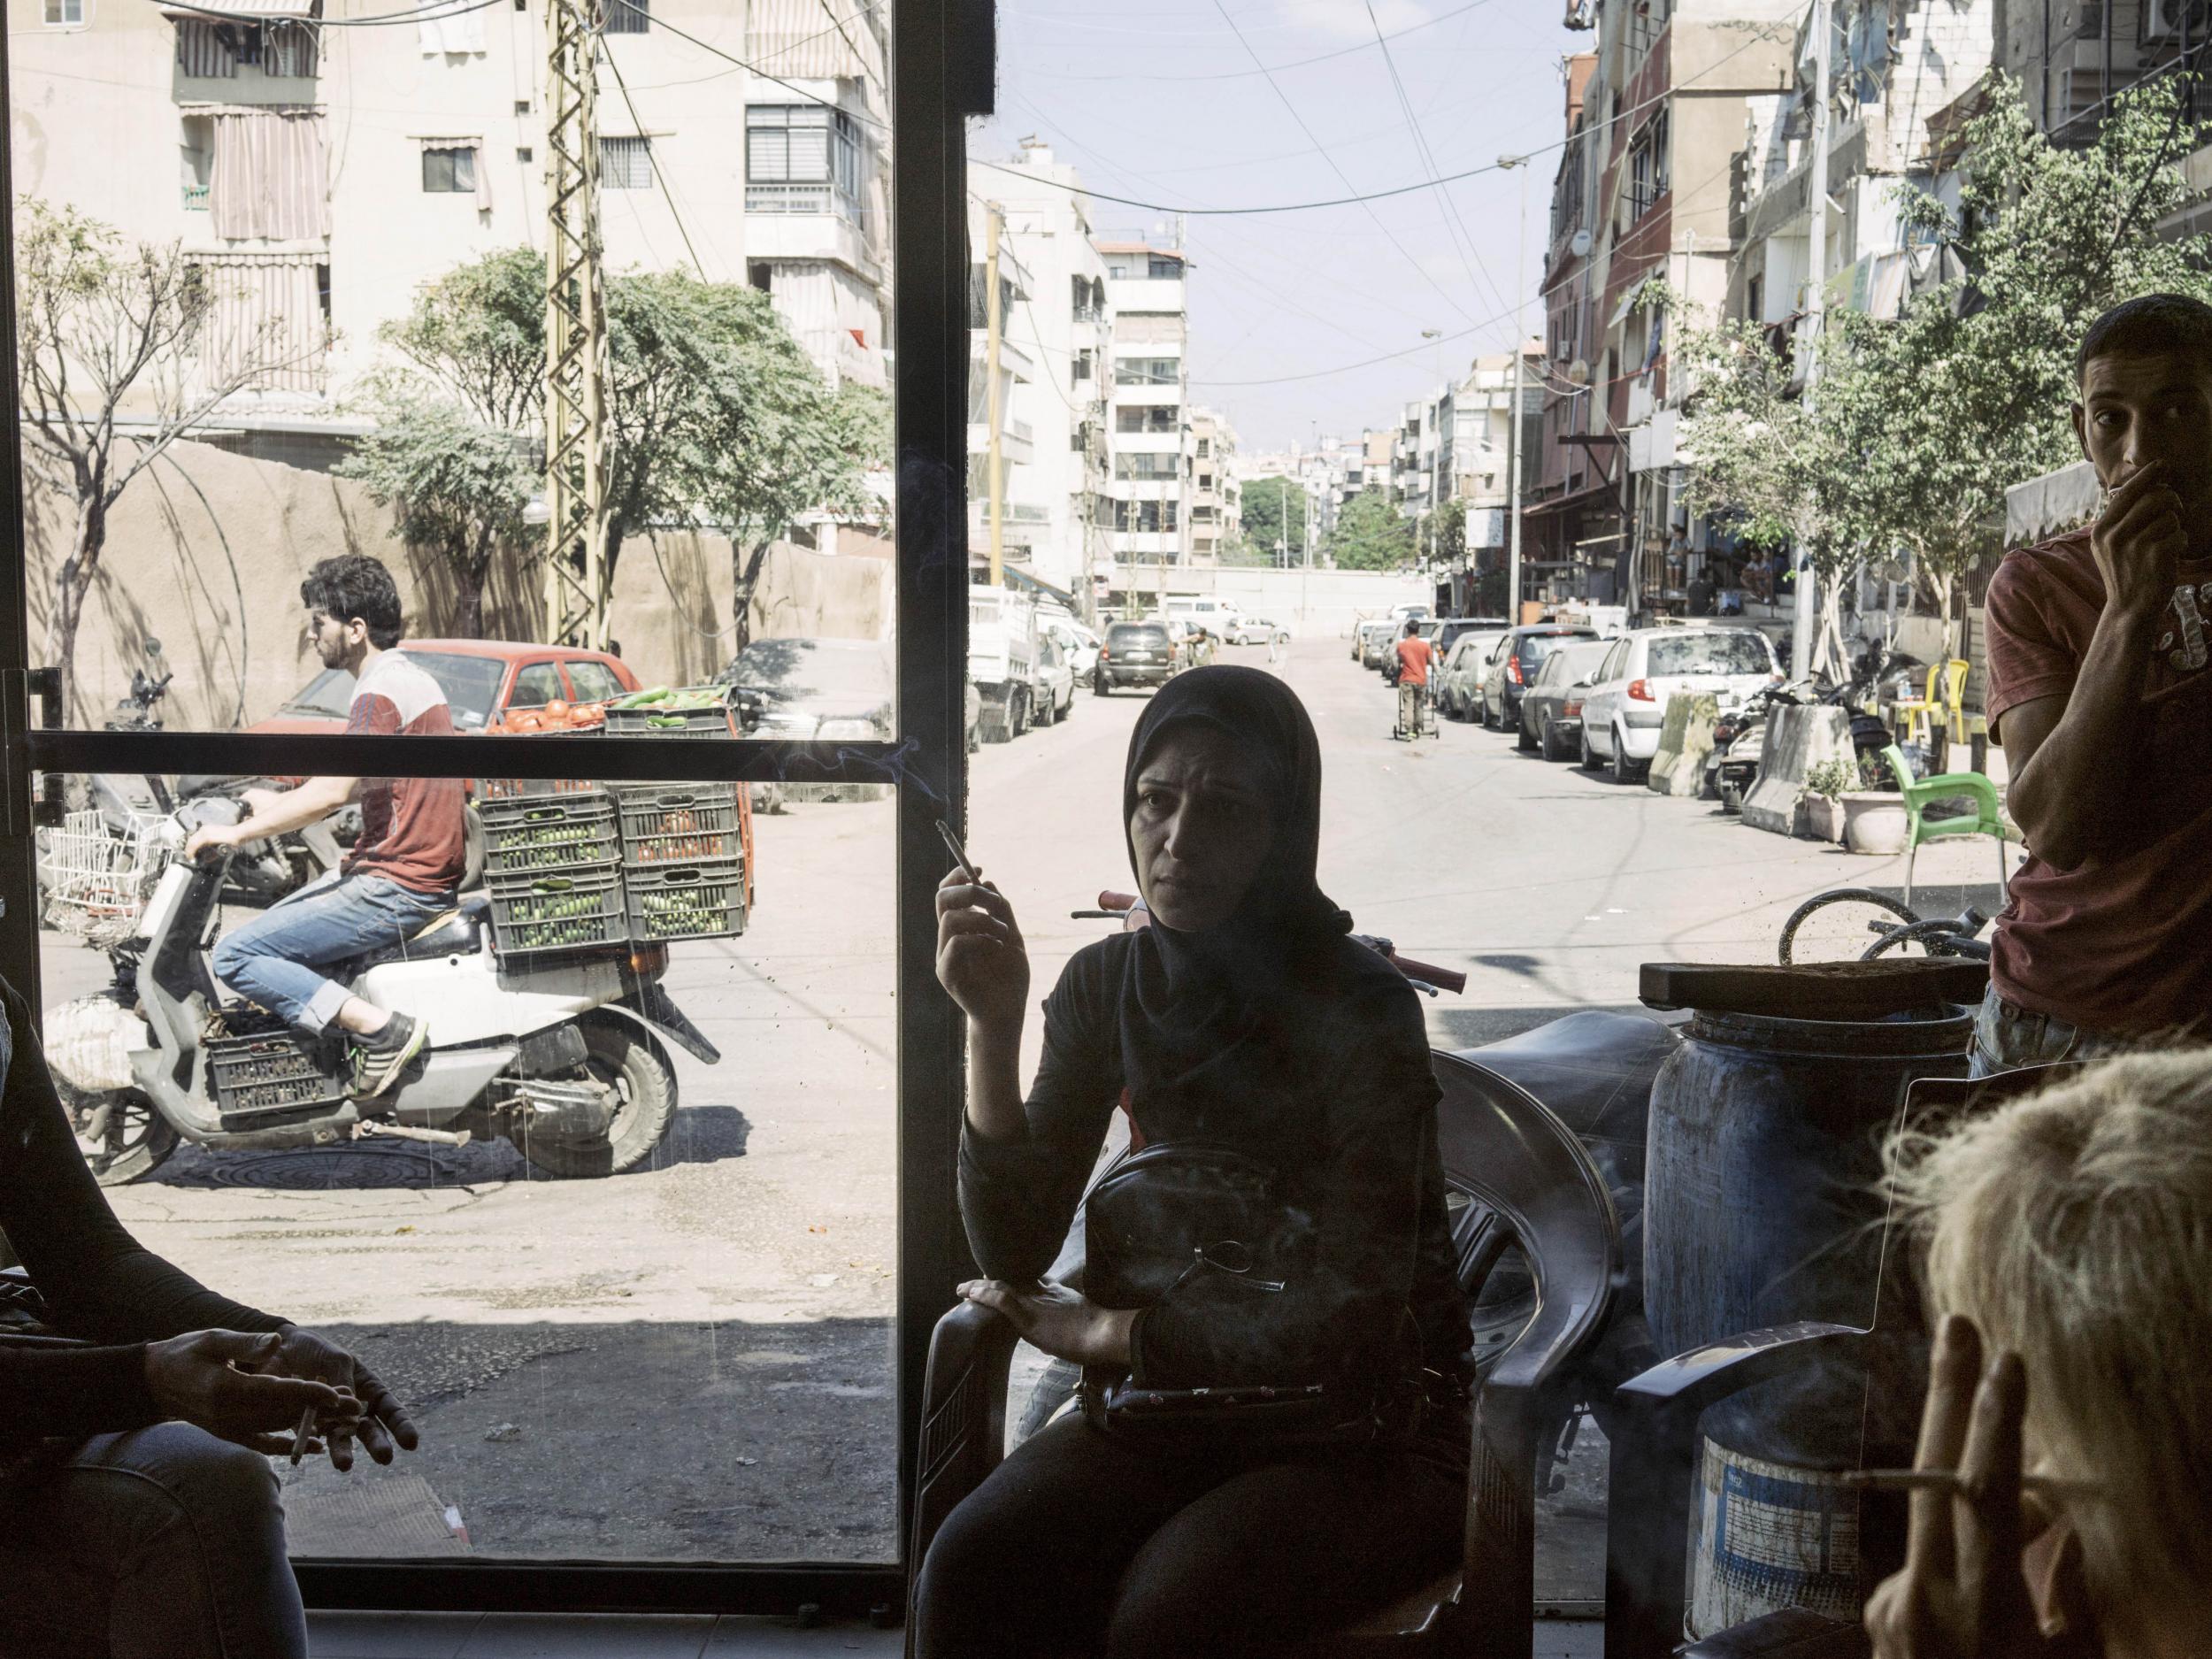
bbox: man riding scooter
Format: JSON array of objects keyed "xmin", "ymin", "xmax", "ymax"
[{"xmin": 184, "ymin": 556, "xmax": 463, "ymax": 1098}]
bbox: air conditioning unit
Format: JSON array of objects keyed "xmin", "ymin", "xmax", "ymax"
[{"xmin": 2142, "ymin": 0, "xmax": 2212, "ymax": 42}]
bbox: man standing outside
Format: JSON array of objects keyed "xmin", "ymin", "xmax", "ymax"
[
  {"xmin": 187, "ymin": 556, "xmax": 466, "ymax": 1097},
  {"xmin": 1977, "ymin": 293, "xmax": 2212, "ymax": 1074},
  {"xmin": 1394, "ymin": 619, "xmax": 1435, "ymax": 738}
]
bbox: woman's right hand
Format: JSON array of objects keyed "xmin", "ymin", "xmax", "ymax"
[
  {"xmin": 144, "ymin": 1329, "xmax": 362, "ymax": 1456},
  {"xmin": 935, "ymin": 870, "xmax": 1029, "ymax": 1031}
]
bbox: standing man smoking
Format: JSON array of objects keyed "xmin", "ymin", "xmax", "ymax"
[{"xmin": 1977, "ymin": 293, "xmax": 2212, "ymax": 1073}]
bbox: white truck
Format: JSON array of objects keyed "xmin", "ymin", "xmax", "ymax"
[{"xmin": 968, "ymin": 585, "xmax": 1040, "ymax": 742}]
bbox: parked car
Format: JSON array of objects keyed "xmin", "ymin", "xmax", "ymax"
[
  {"xmin": 1478, "ymin": 626, "xmax": 1598, "ymax": 732},
  {"xmin": 1097, "ymin": 620, "xmax": 1180, "ymax": 694},
  {"xmin": 1432, "ymin": 616, "xmax": 1509, "ymax": 659},
  {"xmin": 1577, "ymin": 625, "xmax": 1782, "ymax": 783},
  {"xmin": 1229, "ymin": 615, "xmax": 1287, "ymax": 646},
  {"xmin": 1359, "ymin": 621, "xmax": 1402, "ymax": 671},
  {"xmin": 1436, "ymin": 631, "xmax": 1509, "ymax": 722},
  {"xmin": 1044, "ymin": 618, "xmax": 1101, "ymax": 686},
  {"xmin": 253, "ymin": 640, "xmax": 641, "ymax": 736},
  {"xmin": 1148, "ymin": 614, "xmax": 1203, "ymax": 672},
  {"xmin": 1518, "ymin": 638, "xmax": 1615, "ymax": 759},
  {"xmin": 1032, "ymin": 630, "xmax": 1077, "ymax": 725}
]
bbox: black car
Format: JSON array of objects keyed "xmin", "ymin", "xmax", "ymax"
[
  {"xmin": 1517, "ymin": 638, "xmax": 1614, "ymax": 758},
  {"xmin": 1479, "ymin": 626, "xmax": 1598, "ymax": 732},
  {"xmin": 1431, "ymin": 616, "xmax": 1509, "ymax": 658},
  {"xmin": 1097, "ymin": 621, "xmax": 1179, "ymax": 694}
]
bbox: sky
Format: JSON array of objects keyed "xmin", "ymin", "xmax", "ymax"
[{"xmin": 976, "ymin": 0, "xmax": 1586, "ymax": 454}]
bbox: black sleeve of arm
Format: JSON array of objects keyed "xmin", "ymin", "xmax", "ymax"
[
  {"xmin": 1133, "ymin": 981, "xmax": 1438, "ymax": 1389},
  {"xmin": 0, "ymin": 983, "xmax": 287, "ymax": 1351},
  {"xmin": 957, "ymin": 948, "xmax": 1122, "ymax": 1285}
]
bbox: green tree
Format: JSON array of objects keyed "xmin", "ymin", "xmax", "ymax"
[
  {"xmin": 1237, "ymin": 475, "xmax": 1311, "ymax": 564},
  {"xmin": 1434, "ymin": 497, "xmax": 1467, "ymax": 566},
  {"xmin": 1839, "ymin": 73, "xmax": 2212, "ymax": 645},
  {"xmin": 367, "ymin": 249, "xmax": 890, "ymax": 646},
  {"xmin": 1326, "ymin": 489, "xmax": 1417, "ymax": 571},
  {"xmin": 335, "ymin": 401, "xmax": 538, "ymax": 641},
  {"xmin": 16, "ymin": 198, "xmax": 323, "ymax": 717}
]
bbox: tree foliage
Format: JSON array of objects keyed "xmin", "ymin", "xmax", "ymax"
[
  {"xmin": 1671, "ymin": 74, "xmax": 2212, "ymax": 663},
  {"xmin": 1326, "ymin": 488, "xmax": 1417, "ymax": 571},
  {"xmin": 15, "ymin": 197, "xmax": 324, "ymax": 715},
  {"xmin": 364, "ymin": 249, "xmax": 891, "ymax": 647},
  {"xmin": 1237, "ymin": 474, "xmax": 1313, "ymax": 564},
  {"xmin": 334, "ymin": 401, "xmax": 537, "ymax": 641}
]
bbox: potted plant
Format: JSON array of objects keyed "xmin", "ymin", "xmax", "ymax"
[
  {"xmin": 1841, "ymin": 752, "xmax": 1910, "ymax": 856},
  {"xmin": 1798, "ymin": 758, "xmax": 1853, "ymax": 843}
]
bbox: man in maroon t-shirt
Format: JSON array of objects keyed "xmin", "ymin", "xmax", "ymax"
[
  {"xmin": 1977, "ymin": 293, "xmax": 2212, "ymax": 1074},
  {"xmin": 188, "ymin": 556, "xmax": 466, "ymax": 1097}
]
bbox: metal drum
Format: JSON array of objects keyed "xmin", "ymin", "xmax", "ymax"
[{"xmin": 1645, "ymin": 998, "xmax": 1971, "ymax": 1637}]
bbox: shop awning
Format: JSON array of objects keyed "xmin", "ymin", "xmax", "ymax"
[{"xmin": 161, "ymin": 0, "xmax": 316, "ymax": 18}]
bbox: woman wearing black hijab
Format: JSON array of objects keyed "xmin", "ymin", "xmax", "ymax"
[{"xmin": 917, "ymin": 667, "xmax": 1470, "ymax": 1658}]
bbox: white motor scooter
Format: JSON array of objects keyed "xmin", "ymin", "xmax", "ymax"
[{"xmin": 50, "ymin": 791, "xmax": 719, "ymax": 1185}]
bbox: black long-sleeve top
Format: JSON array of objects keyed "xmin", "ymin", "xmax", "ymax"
[
  {"xmin": 0, "ymin": 981, "xmax": 286, "ymax": 1440},
  {"xmin": 959, "ymin": 933, "xmax": 1467, "ymax": 1393}
]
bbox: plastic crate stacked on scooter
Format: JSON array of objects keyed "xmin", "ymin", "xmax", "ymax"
[{"xmin": 481, "ymin": 686, "xmax": 749, "ymax": 953}]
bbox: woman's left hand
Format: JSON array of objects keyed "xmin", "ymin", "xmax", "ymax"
[{"xmin": 958, "ymin": 1279, "xmax": 1136, "ymax": 1368}]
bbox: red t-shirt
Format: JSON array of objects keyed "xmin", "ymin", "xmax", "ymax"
[
  {"xmin": 1394, "ymin": 636, "xmax": 1435, "ymax": 687},
  {"xmin": 343, "ymin": 650, "xmax": 468, "ymax": 895},
  {"xmin": 1983, "ymin": 528, "xmax": 2212, "ymax": 1035}
]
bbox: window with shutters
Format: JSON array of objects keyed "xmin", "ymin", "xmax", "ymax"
[
  {"xmin": 421, "ymin": 146, "xmax": 477, "ymax": 194},
  {"xmin": 600, "ymin": 135, "xmax": 653, "ymax": 190},
  {"xmin": 746, "ymin": 104, "xmax": 864, "ymax": 221},
  {"xmin": 604, "ymin": 0, "xmax": 647, "ymax": 33}
]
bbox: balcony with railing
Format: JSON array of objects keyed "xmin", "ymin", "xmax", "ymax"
[{"xmin": 182, "ymin": 182, "xmax": 210, "ymax": 211}]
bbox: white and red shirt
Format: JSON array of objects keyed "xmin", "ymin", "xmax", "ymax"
[{"xmin": 344, "ymin": 651, "xmax": 467, "ymax": 895}]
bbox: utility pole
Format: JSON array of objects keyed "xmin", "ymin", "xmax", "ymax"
[
  {"xmin": 1495, "ymin": 152, "xmax": 1531, "ymax": 628},
  {"xmin": 983, "ymin": 202, "xmax": 1006, "ymax": 588},
  {"xmin": 1793, "ymin": 0, "xmax": 1831, "ymax": 680},
  {"xmin": 542, "ymin": 0, "xmax": 611, "ymax": 648}
]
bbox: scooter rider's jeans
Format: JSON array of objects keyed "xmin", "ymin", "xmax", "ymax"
[
  {"xmin": 0, "ymin": 1421, "xmax": 306, "ymax": 1659},
  {"xmin": 211, "ymin": 869, "xmax": 456, "ymax": 1035}
]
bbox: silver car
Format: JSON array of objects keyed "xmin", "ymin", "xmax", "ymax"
[{"xmin": 1437, "ymin": 631, "xmax": 1508, "ymax": 721}]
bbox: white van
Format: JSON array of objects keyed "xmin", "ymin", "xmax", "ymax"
[{"xmin": 1162, "ymin": 595, "xmax": 1242, "ymax": 633}]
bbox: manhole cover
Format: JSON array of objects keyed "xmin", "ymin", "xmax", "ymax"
[{"xmin": 200, "ymin": 1143, "xmax": 457, "ymax": 1191}]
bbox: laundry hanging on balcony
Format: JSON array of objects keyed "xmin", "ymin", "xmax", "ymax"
[{"xmin": 165, "ymin": 0, "xmax": 319, "ymax": 77}]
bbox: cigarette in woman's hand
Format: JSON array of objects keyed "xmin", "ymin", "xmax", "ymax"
[{"xmin": 288, "ymin": 1404, "xmax": 317, "ymax": 1466}]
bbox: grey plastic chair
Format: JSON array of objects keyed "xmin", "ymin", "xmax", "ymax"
[{"xmin": 904, "ymin": 1050, "xmax": 1623, "ymax": 1658}]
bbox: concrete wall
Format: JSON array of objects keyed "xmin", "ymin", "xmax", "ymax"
[{"xmin": 23, "ymin": 442, "xmax": 892, "ymax": 730}]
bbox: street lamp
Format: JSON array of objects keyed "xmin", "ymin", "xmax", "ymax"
[{"xmin": 1497, "ymin": 153, "xmax": 1532, "ymax": 626}]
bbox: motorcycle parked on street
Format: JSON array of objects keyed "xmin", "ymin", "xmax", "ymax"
[
  {"xmin": 48, "ymin": 789, "xmax": 718, "ymax": 1186},
  {"xmin": 1704, "ymin": 643, "xmax": 1916, "ymax": 811}
]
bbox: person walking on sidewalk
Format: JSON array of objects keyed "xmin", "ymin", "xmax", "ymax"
[
  {"xmin": 1393, "ymin": 620, "xmax": 1435, "ymax": 738},
  {"xmin": 186, "ymin": 556, "xmax": 466, "ymax": 1098},
  {"xmin": 1977, "ymin": 293, "xmax": 2212, "ymax": 1075}
]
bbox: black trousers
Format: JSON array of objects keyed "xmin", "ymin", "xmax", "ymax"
[{"xmin": 910, "ymin": 1413, "xmax": 1467, "ymax": 1659}]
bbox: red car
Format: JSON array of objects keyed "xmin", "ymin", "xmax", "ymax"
[{"xmin": 250, "ymin": 640, "xmax": 641, "ymax": 735}]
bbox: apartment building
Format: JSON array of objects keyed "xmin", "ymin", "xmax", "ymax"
[
  {"xmin": 1453, "ymin": 342, "xmax": 1547, "ymax": 563},
  {"xmin": 1098, "ymin": 235, "xmax": 1192, "ymax": 572},
  {"xmin": 1188, "ymin": 408, "xmax": 1240, "ymax": 563},
  {"xmin": 10, "ymin": 0, "xmax": 889, "ymax": 435},
  {"xmin": 1529, "ymin": 1, "xmax": 1796, "ymax": 609},
  {"xmin": 965, "ymin": 204, "xmax": 1038, "ymax": 580},
  {"xmin": 966, "ymin": 143, "xmax": 1114, "ymax": 601}
]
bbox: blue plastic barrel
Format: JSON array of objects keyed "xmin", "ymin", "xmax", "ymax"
[{"xmin": 1645, "ymin": 1001, "xmax": 1970, "ymax": 1635}]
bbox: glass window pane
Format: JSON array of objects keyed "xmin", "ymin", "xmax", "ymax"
[
  {"xmin": 507, "ymin": 661, "xmax": 566, "ymax": 708},
  {"xmin": 565, "ymin": 661, "xmax": 626, "ymax": 703},
  {"xmin": 35, "ymin": 767, "xmax": 895, "ymax": 1563}
]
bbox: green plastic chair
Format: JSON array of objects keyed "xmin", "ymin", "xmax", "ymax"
[{"xmin": 1882, "ymin": 744, "xmax": 2017, "ymax": 907}]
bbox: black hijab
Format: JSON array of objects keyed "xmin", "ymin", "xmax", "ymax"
[{"xmin": 1116, "ymin": 666, "xmax": 1355, "ymax": 1134}]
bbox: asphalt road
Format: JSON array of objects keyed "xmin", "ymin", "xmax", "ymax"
[{"xmin": 42, "ymin": 636, "xmax": 2006, "ymax": 1569}]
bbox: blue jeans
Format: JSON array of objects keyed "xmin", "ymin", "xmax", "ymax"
[
  {"xmin": 211, "ymin": 871, "xmax": 454, "ymax": 1034},
  {"xmin": 0, "ymin": 1422, "xmax": 305, "ymax": 1659},
  {"xmin": 1967, "ymin": 985, "xmax": 2139, "ymax": 1079}
]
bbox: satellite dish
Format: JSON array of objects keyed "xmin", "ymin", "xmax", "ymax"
[
  {"xmin": 1567, "ymin": 358, "xmax": 1592, "ymax": 385},
  {"xmin": 1571, "ymin": 228, "xmax": 1593, "ymax": 257}
]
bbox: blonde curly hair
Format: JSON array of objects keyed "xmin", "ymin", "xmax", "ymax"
[{"xmin": 1885, "ymin": 1051, "xmax": 2212, "ymax": 1611}]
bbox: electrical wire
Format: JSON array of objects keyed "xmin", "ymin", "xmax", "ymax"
[
  {"xmin": 603, "ymin": 38, "xmax": 707, "ymax": 274},
  {"xmin": 1030, "ymin": 0, "xmax": 1496, "ymax": 84},
  {"xmin": 1207, "ymin": 0, "xmax": 1479, "ymax": 329},
  {"xmin": 1361, "ymin": 0, "xmax": 1511, "ymax": 320},
  {"xmin": 601, "ymin": 0, "xmax": 890, "ymax": 132},
  {"xmin": 972, "ymin": 22, "xmax": 1786, "ymax": 218},
  {"xmin": 147, "ymin": 0, "xmax": 506, "ymax": 29}
]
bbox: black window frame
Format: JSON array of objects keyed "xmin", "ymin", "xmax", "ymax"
[
  {"xmin": 0, "ymin": 0, "xmax": 981, "ymax": 1618},
  {"xmin": 420, "ymin": 143, "xmax": 478, "ymax": 194}
]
